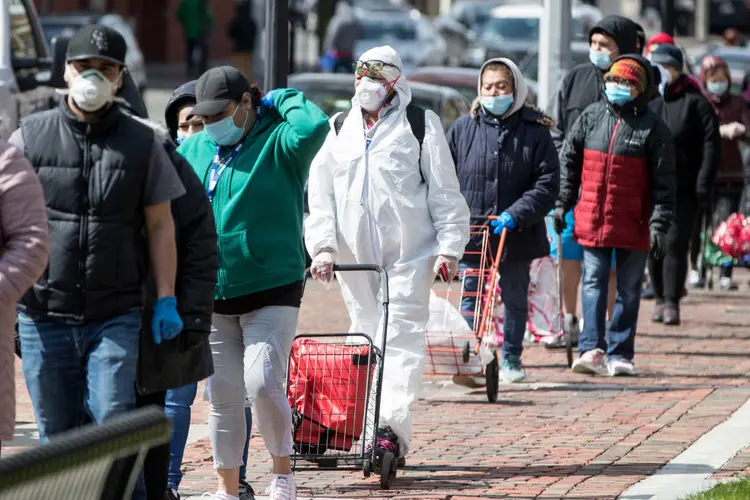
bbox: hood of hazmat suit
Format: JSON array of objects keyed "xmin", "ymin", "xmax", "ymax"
[{"xmin": 304, "ymin": 45, "xmax": 470, "ymax": 455}]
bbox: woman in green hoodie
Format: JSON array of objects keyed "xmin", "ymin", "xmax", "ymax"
[{"xmin": 178, "ymin": 66, "xmax": 329, "ymax": 500}]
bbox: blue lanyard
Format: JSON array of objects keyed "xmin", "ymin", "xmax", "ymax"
[{"xmin": 207, "ymin": 144, "xmax": 242, "ymax": 202}]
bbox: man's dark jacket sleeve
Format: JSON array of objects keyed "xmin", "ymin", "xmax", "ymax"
[
  {"xmin": 137, "ymin": 138, "xmax": 218, "ymax": 395},
  {"xmin": 506, "ymin": 120, "xmax": 560, "ymax": 230},
  {"xmin": 646, "ymin": 117, "xmax": 676, "ymax": 235},
  {"xmin": 557, "ymin": 108, "xmax": 590, "ymax": 212}
]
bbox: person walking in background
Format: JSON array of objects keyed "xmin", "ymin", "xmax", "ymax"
[
  {"xmin": 321, "ymin": 1, "xmax": 364, "ymax": 73},
  {"xmin": 448, "ymin": 57, "xmax": 559, "ymax": 382},
  {"xmin": 229, "ymin": 0, "xmax": 257, "ymax": 84},
  {"xmin": 0, "ymin": 141, "xmax": 49, "ymax": 453},
  {"xmin": 179, "ymin": 66, "xmax": 329, "ymax": 500},
  {"xmin": 722, "ymin": 28, "xmax": 744, "ymax": 47},
  {"xmin": 647, "ymin": 46, "xmax": 720, "ymax": 325},
  {"xmin": 305, "ymin": 46, "xmax": 469, "ymax": 466},
  {"xmin": 178, "ymin": 0, "xmax": 213, "ymax": 78},
  {"xmin": 558, "ymin": 55, "xmax": 675, "ymax": 377},
  {"xmin": 700, "ymin": 55, "xmax": 750, "ymax": 291}
]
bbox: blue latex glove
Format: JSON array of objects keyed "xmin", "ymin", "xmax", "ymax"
[
  {"xmin": 152, "ymin": 296, "xmax": 183, "ymax": 345},
  {"xmin": 261, "ymin": 89, "xmax": 278, "ymax": 109},
  {"xmin": 491, "ymin": 212, "xmax": 516, "ymax": 235}
]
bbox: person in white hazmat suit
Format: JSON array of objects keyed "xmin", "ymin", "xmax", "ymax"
[{"xmin": 304, "ymin": 45, "xmax": 470, "ymax": 464}]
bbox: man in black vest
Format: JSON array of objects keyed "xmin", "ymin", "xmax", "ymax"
[{"xmin": 8, "ymin": 25, "xmax": 186, "ymax": 451}]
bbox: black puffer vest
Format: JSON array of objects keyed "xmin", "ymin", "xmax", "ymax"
[{"xmin": 20, "ymin": 99, "xmax": 154, "ymax": 322}]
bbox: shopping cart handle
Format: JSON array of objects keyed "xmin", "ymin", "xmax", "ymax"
[{"xmin": 333, "ymin": 264, "xmax": 383, "ymax": 273}]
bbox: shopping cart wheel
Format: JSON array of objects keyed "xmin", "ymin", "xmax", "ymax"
[
  {"xmin": 363, "ymin": 459, "xmax": 373, "ymax": 478},
  {"xmin": 485, "ymin": 352, "xmax": 499, "ymax": 402},
  {"xmin": 462, "ymin": 341, "xmax": 471, "ymax": 364},
  {"xmin": 565, "ymin": 329, "xmax": 574, "ymax": 368},
  {"xmin": 379, "ymin": 451, "xmax": 396, "ymax": 489}
]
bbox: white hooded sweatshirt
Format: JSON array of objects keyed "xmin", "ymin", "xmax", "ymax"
[{"xmin": 305, "ymin": 45, "xmax": 470, "ymax": 454}]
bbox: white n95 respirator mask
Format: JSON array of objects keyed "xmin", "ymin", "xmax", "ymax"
[{"xmin": 65, "ymin": 67, "xmax": 119, "ymax": 113}]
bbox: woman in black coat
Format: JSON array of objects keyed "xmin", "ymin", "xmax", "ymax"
[
  {"xmin": 647, "ymin": 45, "xmax": 720, "ymax": 325},
  {"xmin": 447, "ymin": 57, "xmax": 559, "ymax": 384}
]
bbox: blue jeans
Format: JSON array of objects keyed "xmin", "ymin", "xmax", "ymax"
[
  {"xmin": 165, "ymin": 384, "xmax": 253, "ymax": 489},
  {"xmin": 460, "ymin": 260, "xmax": 531, "ymax": 359},
  {"xmin": 580, "ymin": 247, "xmax": 647, "ymax": 361},
  {"xmin": 18, "ymin": 308, "xmax": 144, "ymax": 499}
]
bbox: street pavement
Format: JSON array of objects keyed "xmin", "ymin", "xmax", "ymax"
[{"xmin": 7, "ymin": 274, "xmax": 750, "ymax": 498}]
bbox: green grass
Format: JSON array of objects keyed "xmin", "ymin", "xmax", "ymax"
[{"xmin": 682, "ymin": 477, "xmax": 750, "ymax": 500}]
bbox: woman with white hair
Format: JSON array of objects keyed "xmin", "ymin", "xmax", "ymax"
[{"xmin": 305, "ymin": 45, "xmax": 470, "ymax": 469}]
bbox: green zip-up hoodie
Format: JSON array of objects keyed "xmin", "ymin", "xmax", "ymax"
[{"xmin": 178, "ymin": 88, "xmax": 329, "ymax": 300}]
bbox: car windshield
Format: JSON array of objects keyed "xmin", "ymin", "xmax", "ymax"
[
  {"xmin": 40, "ymin": 21, "xmax": 80, "ymax": 47},
  {"xmin": 362, "ymin": 18, "xmax": 417, "ymax": 41},
  {"xmin": 480, "ymin": 15, "xmax": 593, "ymax": 43}
]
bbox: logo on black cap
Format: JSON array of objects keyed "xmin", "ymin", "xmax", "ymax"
[{"xmin": 91, "ymin": 29, "xmax": 108, "ymax": 52}]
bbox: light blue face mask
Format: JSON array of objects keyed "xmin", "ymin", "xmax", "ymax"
[
  {"xmin": 481, "ymin": 94, "xmax": 514, "ymax": 116},
  {"xmin": 175, "ymin": 131, "xmax": 188, "ymax": 145},
  {"xmin": 205, "ymin": 105, "xmax": 249, "ymax": 146},
  {"xmin": 707, "ymin": 81, "xmax": 729, "ymax": 96},
  {"xmin": 604, "ymin": 82, "xmax": 634, "ymax": 107},
  {"xmin": 589, "ymin": 49, "xmax": 613, "ymax": 70}
]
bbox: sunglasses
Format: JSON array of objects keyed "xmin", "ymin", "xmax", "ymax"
[{"xmin": 354, "ymin": 59, "xmax": 399, "ymax": 75}]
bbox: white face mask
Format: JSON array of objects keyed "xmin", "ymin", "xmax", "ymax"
[
  {"xmin": 66, "ymin": 67, "xmax": 119, "ymax": 113},
  {"xmin": 356, "ymin": 77, "xmax": 389, "ymax": 112}
]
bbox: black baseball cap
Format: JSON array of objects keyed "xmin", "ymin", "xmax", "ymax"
[
  {"xmin": 188, "ymin": 66, "xmax": 251, "ymax": 118},
  {"xmin": 66, "ymin": 24, "xmax": 127, "ymax": 65}
]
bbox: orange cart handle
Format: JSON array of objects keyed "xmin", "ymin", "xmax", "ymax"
[{"xmin": 476, "ymin": 227, "xmax": 507, "ymax": 345}]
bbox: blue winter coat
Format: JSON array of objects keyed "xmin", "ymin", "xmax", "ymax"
[{"xmin": 448, "ymin": 104, "xmax": 560, "ymax": 264}]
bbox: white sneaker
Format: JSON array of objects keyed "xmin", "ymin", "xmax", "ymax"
[
  {"xmin": 571, "ymin": 348, "xmax": 608, "ymax": 375},
  {"xmin": 265, "ymin": 474, "xmax": 296, "ymax": 500},
  {"xmin": 720, "ymin": 277, "xmax": 738, "ymax": 291},
  {"xmin": 688, "ymin": 269, "xmax": 701, "ymax": 287},
  {"xmin": 608, "ymin": 358, "xmax": 636, "ymax": 377},
  {"xmin": 198, "ymin": 492, "xmax": 239, "ymax": 500}
]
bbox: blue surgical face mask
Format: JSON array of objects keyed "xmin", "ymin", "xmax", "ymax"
[
  {"xmin": 604, "ymin": 82, "xmax": 634, "ymax": 107},
  {"xmin": 707, "ymin": 80, "xmax": 729, "ymax": 96},
  {"xmin": 204, "ymin": 104, "xmax": 249, "ymax": 146},
  {"xmin": 175, "ymin": 131, "xmax": 188, "ymax": 145},
  {"xmin": 480, "ymin": 94, "xmax": 514, "ymax": 116},
  {"xmin": 589, "ymin": 49, "xmax": 613, "ymax": 70}
]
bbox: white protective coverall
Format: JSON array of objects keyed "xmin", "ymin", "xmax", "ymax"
[{"xmin": 305, "ymin": 46, "xmax": 470, "ymax": 455}]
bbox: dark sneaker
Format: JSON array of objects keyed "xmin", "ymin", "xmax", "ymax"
[
  {"xmin": 164, "ymin": 489, "xmax": 180, "ymax": 500},
  {"xmin": 651, "ymin": 302, "xmax": 664, "ymax": 323},
  {"xmin": 366, "ymin": 427, "xmax": 400, "ymax": 470},
  {"xmin": 663, "ymin": 305, "xmax": 680, "ymax": 326},
  {"xmin": 239, "ymin": 478, "xmax": 256, "ymax": 500}
]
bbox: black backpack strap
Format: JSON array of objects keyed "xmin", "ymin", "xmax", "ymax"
[
  {"xmin": 405, "ymin": 104, "xmax": 427, "ymax": 183},
  {"xmin": 333, "ymin": 109, "xmax": 349, "ymax": 135}
]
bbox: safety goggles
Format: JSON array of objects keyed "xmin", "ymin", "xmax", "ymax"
[{"xmin": 354, "ymin": 59, "xmax": 399, "ymax": 75}]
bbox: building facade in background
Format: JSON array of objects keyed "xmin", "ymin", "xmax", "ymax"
[{"xmin": 31, "ymin": 0, "xmax": 234, "ymax": 63}]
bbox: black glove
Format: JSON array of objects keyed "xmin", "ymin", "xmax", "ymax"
[
  {"xmin": 650, "ymin": 229, "xmax": 666, "ymax": 260},
  {"xmin": 553, "ymin": 207, "xmax": 567, "ymax": 234}
]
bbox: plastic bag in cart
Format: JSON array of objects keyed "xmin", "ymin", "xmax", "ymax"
[
  {"xmin": 424, "ymin": 290, "xmax": 483, "ymax": 375},
  {"xmin": 486, "ymin": 256, "xmax": 562, "ymax": 362},
  {"xmin": 287, "ymin": 338, "xmax": 375, "ymax": 453}
]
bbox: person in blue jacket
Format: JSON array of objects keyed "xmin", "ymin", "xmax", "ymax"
[{"xmin": 448, "ymin": 57, "xmax": 560, "ymax": 383}]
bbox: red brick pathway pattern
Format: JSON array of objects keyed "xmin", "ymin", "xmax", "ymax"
[{"xmin": 10, "ymin": 278, "xmax": 750, "ymax": 499}]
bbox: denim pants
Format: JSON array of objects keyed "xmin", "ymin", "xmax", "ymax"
[
  {"xmin": 18, "ymin": 308, "xmax": 143, "ymax": 499},
  {"xmin": 460, "ymin": 260, "xmax": 531, "ymax": 359},
  {"xmin": 165, "ymin": 385, "xmax": 253, "ymax": 489},
  {"xmin": 581, "ymin": 247, "xmax": 647, "ymax": 361}
]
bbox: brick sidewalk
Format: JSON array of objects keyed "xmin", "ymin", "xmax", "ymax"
[{"xmin": 8, "ymin": 279, "xmax": 750, "ymax": 499}]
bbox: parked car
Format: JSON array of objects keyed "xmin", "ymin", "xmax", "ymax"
[
  {"xmin": 693, "ymin": 46, "xmax": 750, "ymax": 94},
  {"xmin": 467, "ymin": 2, "xmax": 602, "ymax": 67},
  {"xmin": 289, "ymin": 73, "xmax": 471, "ymax": 131},
  {"xmin": 39, "ymin": 12, "xmax": 148, "ymax": 93},
  {"xmin": 0, "ymin": 0, "xmax": 64, "ymax": 140},
  {"xmin": 514, "ymin": 41, "xmax": 592, "ymax": 83},
  {"xmin": 352, "ymin": 7, "xmax": 453, "ymax": 70},
  {"xmin": 409, "ymin": 66, "xmax": 538, "ymax": 106}
]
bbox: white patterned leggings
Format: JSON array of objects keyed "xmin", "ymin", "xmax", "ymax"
[{"xmin": 208, "ymin": 306, "xmax": 298, "ymax": 468}]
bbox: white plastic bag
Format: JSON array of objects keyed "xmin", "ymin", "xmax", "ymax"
[{"xmin": 424, "ymin": 290, "xmax": 483, "ymax": 375}]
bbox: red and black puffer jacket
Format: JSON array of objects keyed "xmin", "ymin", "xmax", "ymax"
[{"xmin": 558, "ymin": 55, "xmax": 676, "ymax": 252}]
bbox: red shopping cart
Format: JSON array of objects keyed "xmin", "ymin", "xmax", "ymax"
[{"xmin": 287, "ymin": 265, "xmax": 397, "ymax": 489}]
